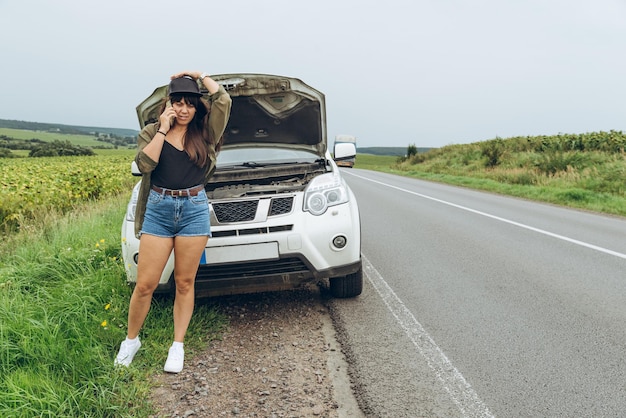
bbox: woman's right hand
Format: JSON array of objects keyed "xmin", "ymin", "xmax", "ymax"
[{"xmin": 159, "ymin": 105, "xmax": 176, "ymax": 132}]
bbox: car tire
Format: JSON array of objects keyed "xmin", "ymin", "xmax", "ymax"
[{"xmin": 330, "ymin": 267, "xmax": 363, "ymax": 298}]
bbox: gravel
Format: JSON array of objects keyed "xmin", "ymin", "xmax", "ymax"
[{"xmin": 148, "ymin": 287, "xmax": 362, "ymax": 418}]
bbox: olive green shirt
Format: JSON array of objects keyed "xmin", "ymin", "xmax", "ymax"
[{"xmin": 133, "ymin": 85, "xmax": 232, "ymax": 237}]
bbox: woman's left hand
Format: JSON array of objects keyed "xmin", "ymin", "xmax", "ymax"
[
  {"xmin": 171, "ymin": 71, "xmax": 202, "ymax": 81},
  {"xmin": 172, "ymin": 70, "xmax": 219, "ymax": 94}
]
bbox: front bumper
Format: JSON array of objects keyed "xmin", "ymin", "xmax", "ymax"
[{"xmin": 121, "ymin": 195, "xmax": 361, "ymax": 297}]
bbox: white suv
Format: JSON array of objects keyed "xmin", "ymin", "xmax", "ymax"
[{"xmin": 121, "ymin": 74, "xmax": 362, "ymax": 298}]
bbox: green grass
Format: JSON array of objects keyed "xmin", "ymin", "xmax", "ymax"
[
  {"xmin": 0, "ymin": 127, "xmax": 105, "ymax": 147},
  {"xmin": 9, "ymin": 150, "xmax": 30, "ymax": 157},
  {"xmin": 353, "ymin": 153, "xmax": 398, "ymax": 171},
  {"xmin": 0, "ymin": 195, "xmax": 227, "ymax": 417}
]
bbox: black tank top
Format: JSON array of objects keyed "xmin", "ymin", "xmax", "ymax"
[{"xmin": 151, "ymin": 141, "xmax": 205, "ymax": 189}]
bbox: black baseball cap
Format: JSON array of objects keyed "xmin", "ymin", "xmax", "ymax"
[{"xmin": 168, "ymin": 76, "xmax": 202, "ymax": 97}]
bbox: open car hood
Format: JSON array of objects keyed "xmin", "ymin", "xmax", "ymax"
[{"xmin": 136, "ymin": 73, "xmax": 327, "ymax": 157}]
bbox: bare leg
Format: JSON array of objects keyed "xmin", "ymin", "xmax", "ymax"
[
  {"xmin": 127, "ymin": 234, "xmax": 174, "ymax": 338},
  {"xmin": 171, "ymin": 236, "xmax": 209, "ymax": 342}
]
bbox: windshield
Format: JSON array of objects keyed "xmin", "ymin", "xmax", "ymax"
[{"xmin": 216, "ymin": 148, "xmax": 320, "ymax": 168}]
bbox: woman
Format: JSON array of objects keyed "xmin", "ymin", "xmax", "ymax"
[{"xmin": 115, "ymin": 71, "xmax": 231, "ymax": 373}]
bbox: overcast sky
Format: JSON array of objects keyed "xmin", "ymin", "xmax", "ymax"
[{"xmin": 1, "ymin": 0, "xmax": 624, "ymax": 148}]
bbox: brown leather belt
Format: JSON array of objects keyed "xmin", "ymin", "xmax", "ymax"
[{"xmin": 151, "ymin": 184, "xmax": 204, "ymax": 197}]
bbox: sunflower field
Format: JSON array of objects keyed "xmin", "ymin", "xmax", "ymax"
[{"xmin": 0, "ymin": 155, "xmax": 137, "ymax": 232}]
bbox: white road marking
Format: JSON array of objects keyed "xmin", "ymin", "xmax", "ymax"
[
  {"xmin": 363, "ymin": 255, "xmax": 495, "ymax": 418},
  {"xmin": 347, "ymin": 172, "xmax": 626, "ymax": 260}
]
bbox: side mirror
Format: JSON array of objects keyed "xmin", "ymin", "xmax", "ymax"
[
  {"xmin": 130, "ymin": 161, "xmax": 141, "ymax": 176},
  {"xmin": 333, "ymin": 142, "xmax": 356, "ymax": 167}
]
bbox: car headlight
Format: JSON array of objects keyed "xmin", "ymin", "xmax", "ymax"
[
  {"xmin": 125, "ymin": 183, "xmax": 141, "ymax": 222},
  {"xmin": 125, "ymin": 201, "xmax": 137, "ymax": 222},
  {"xmin": 303, "ymin": 173, "xmax": 349, "ymax": 215}
]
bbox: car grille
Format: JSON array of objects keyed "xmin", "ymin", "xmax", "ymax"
[
  {"xmin": 195, "ymin": 257, "xmax": 310, "ymax": 281},
  {"xmin": 269, "ymin": 197, "xmax": 293, "ymax": 216},
  {"xmin": 213, "ymin": 200, "xmax": 258, "ymax": 222},
  {"xmin": 212, "ymin": 224, "xmax": 293, "ymax": 238},
  {"xmin": 212, "ymin": 196, "xmax": 294, "ymax": 223}
]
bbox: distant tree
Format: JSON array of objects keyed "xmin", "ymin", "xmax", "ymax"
[
  {"xmin": 0, "ymin": 148, "xmax": 16, "ymax": 158},
  {"xmin": 29, "ymin": 140, "xmax": 94, "ymax": 157},
  {"xmin": 407, "ymin": 143, "xmax": 418, "ymax": 158}
]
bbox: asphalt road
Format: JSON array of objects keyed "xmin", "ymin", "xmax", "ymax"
[{"xmin": 329, "ymin": 169, "xmax": 626, "ymax": 417}]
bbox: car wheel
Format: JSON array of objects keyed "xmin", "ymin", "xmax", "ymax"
[{"xmin": 330, "ymin": 267, "xmax": 363, "ymax": 298}]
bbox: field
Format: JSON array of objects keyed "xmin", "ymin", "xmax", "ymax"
[
  {"xmin": 0, "ymin": 150, "xmax": 136, "ymax": 232},
  {"xmin": 0, "ymin": 127, "xmax": 106, "ymax": 147},
  {"xmin": 353, "ymin": 153, "xmax": 398, "ymax": 170}
]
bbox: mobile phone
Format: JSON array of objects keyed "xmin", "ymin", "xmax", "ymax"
[{"xmin": 166, "ymin": 100, "xmax": 175, "ymax": 125}]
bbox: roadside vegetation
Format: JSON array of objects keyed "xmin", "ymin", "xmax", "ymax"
[
  {"xmin": 357, "ymin": 130, "xmax": 626, "ymax": 218},
  {"xmin": 0, "ymin": 195, "xmax": 226, "ymax": 417}
]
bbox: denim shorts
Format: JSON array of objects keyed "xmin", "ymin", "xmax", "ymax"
[{"xmin": 140, "ymin": 188, "xmax": 211, "ymax": 238}]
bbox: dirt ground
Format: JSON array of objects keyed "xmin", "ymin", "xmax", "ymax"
[{"xmin": 148, "ymin": 287, "xmax": 361, "ymax": 418}]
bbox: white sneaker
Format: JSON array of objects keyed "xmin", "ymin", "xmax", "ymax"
[
  {"xmin": 114, "ymin": 338, "xmax": 141, "ymax": 367},
  {"xmin": 163, "ymin": 344, "xmax": 184, "ymax": 373}
]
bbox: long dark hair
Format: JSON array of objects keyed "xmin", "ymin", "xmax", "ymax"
[{"xmin": 167, "ymin": 94, "xmax": 211, "ymax": 167}]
